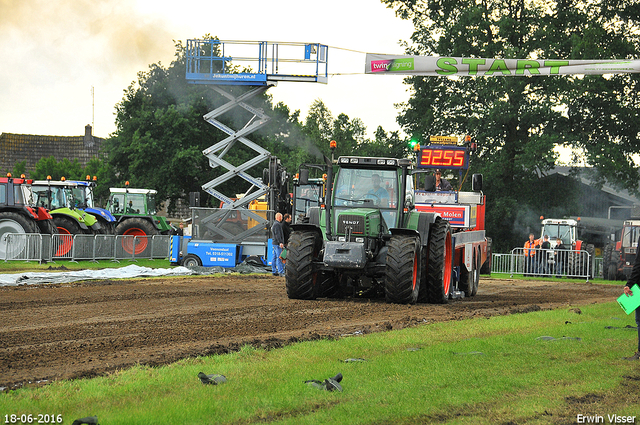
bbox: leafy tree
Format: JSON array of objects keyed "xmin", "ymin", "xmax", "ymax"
[
  {"xmin": 31, "ymin": 156, "xmax": 84, "ymax": 181},
  {"xmin": 383, "ymin": 0, "xmax": 640, "ymax": 251},
  {"xmin": 11, "ymin": 160, "xmax": 27, "ymax": 178}
]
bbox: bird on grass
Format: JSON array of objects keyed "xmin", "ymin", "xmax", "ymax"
[
  {"xmin": 198, "ymin": 372, "xmax": 228, "ymax": 385},
  {"xmin": 305, "ymin": 372, "xmax": 343, "ymax": 392}
]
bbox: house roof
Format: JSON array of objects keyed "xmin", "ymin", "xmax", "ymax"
[{"xmin": 543, "ymin": 166, "xmax": 640, "ymax": 205}]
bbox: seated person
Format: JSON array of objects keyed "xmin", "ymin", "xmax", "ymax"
[
  {"xmin": 434, "ymin": 169, "xmax": 453, "ymax": 191},
  {"xmin": 367, "ymin": 174, "xmax": 389, "ymax": 207}
]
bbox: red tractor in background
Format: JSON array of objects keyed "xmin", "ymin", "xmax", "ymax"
[
  {"xmin": 603, "ymin": 211, "xmax": 640, "ymax": 280},
  {"xmin": 1, "ymin": 173, "xmax": 58, "ymax": 259}
]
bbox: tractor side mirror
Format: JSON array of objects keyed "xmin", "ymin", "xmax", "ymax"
[
  {"xmin": 299, "ymin": 168, "xmax": 309, "ymax": 185},
  {"xmin": 472, "ymin": 174, "xmax": 483, "ymax": 191}
]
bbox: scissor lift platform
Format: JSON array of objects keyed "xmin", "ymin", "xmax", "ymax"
[{"xmin": 186, "ymin": 39, "xmax": 329, "ymax": 85}]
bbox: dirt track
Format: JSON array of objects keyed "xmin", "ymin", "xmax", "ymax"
[{"xmin": 0, "ymin": 274, "xmax": 623, "ymax": 390}]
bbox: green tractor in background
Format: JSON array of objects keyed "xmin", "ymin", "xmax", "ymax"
[
  {"xmin": 105, "ymin": 184, "xmax": 172, "ymax": 255},
  {"xmin": 286, "ymin": 155, "xmax": 454, "ymax": 304},
  {"xmin": 31, "ymin": 177, "xmax": 102, "ymax": 256}
]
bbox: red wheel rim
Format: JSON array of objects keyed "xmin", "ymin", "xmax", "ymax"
[
  {"xmin": 443, "ymin": 232, "xmax": 453, "ymax": 295},
  {"xmin": 55, "ymin": 227, "xmax": 73, "ymax": 256},
  {"xmin": 122, "ymin": 228, "xmax": 148, "ymax": 255}
]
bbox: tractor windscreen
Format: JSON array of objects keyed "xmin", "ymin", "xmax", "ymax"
[
  {"xmin": 621, "ymin": 226, "xmax": 640, "ymax": 249},
  {"xmin": 18, "ymin": 185, "xmax": 33, "ymax": 206},
  {"xmin": 543, "ymin": 224, "xmax": 574, "ymax": 246},
  {"xmin": 333, "ymin": 168, "xmax": 398, "ymax": 229},
  {"xmin": 71, "ymin": 187, "xmax": 93, "ymax": 208}
]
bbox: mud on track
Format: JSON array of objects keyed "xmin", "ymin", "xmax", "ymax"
[{"xmin": 0, "ymin": 275, "xmax": 622, "ymax": 390}]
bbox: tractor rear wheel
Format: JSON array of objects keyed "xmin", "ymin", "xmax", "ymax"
[
  {"xmin": 385, "ymin": 235, "xmax": 421, "ymax": 304},
  {"xmin": 607, "ymin": 264, "xmax": 618, "ymax": 281},
  {"xmin": 426, "ymin": 218, "xmax": 453, "ymax": 304},
  {"xmin": 602, "ymin": 244, "xmax": 614, "ymax": 277},
  {"xmin": 569, "ymin": 244, "xmax": 595, "ymax": 278},
  {"xmin": 0, "ymin": 212, "xmax": 38, "ymax": 259},
  {"xmin": 585, "ymin": 244, "xmax": 595, "ymax": 279},
  {"xmin": 285, "ymin": 231, "xmax": 321, "ymax": 300},
  {"xmin": 116, "ymin": 218, "xmax": 158, "ymax": 255},
  {"xmin": 460, "ymin": 248, "xmax": 480, "ymax": 297}
]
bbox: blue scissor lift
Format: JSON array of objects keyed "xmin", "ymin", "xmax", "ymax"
[{"xmin": 173, "ymin": 40, "xmax": 329, "ymax": 267}]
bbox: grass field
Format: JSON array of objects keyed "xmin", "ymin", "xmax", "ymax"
[{"xmin": 1, "ymin": 300, "xmax": 638, "ymax": 424}]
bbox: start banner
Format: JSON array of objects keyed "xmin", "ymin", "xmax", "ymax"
[{"xmin": 365, "ymin": 54, "xmax": 640, "ymax": 76}]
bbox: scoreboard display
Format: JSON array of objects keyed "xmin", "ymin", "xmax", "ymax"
[{"xmin": 417, "ymin": 145, "xmax": 469, "ymax": 170}]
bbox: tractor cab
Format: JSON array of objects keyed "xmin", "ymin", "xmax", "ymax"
[
  {"xmin": 330, "ymin": 156, "xmax": 412, "ymax": 235},
  {"xmin": 107, "ymin": 188, "xmax": 158, "ymax": 216},
  {"xmin": 540, "ymin": 218, "xmax": 577, "ymax": 248}
]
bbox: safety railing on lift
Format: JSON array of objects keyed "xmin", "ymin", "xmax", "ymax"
[{"xmin": 186, "ymin": 39, "xmax": 329, "ymax": 86}]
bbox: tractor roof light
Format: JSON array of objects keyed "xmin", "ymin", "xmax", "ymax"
[
  {"xmin": 20, "ymin": 174, "xmax": 26, "ymax": 178},
  {"xmin": 47, "ymin": 175, "xmax": 52, "ymax": 181},
  {"xmin": 93, "ymin": 176, "xmax": 97, "ymax": 181},
  {"xmin": 330, "ymin": 140, "xmax": 337, "ymax": 149},
  {"xmin": 61, "ymin": 176, "xmax": 66, "ymax": 181},
  {"xmin": 125, "ymin": 181, "xmax": 130, "ymax": 187},
  {"xmin": 6, "ymin": 173, "xmax": 11, "ymax": 178}
]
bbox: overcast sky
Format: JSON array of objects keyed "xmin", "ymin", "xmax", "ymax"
[{"xmin": 0, "ymin": 0, "xmax": 414, "ymax": 140}]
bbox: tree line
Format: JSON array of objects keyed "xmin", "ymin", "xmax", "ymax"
[{"xmin": 23, "ymin": 0, "xmax": 640, "ymax": 252}]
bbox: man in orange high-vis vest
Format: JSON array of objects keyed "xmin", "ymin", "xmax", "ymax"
[{"xmin": 524, "ymin": 233, "xmax": 541, "ymax": 275}]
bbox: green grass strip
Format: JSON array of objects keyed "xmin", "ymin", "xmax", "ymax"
[{"xmin": 1, "ymin": 302, "xmax": 638, "ymax": 424}]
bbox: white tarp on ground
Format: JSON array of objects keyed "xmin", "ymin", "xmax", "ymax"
[
  {"xmin": 0, "ymin": 260, "xmax": 274, "ymax": 286},
  {"xmin": 0, "ymin": 265, "xmax": 195, "ymax": 286},
  {"xmin": 365, "ymin": 54, "xmax": 640, "ymax": 76}
]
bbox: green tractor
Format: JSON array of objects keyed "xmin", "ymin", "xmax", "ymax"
[
  {"xmin": 286, "ymin": 156, "xmax": 453, "ymax": 304},
  {"xmin": 105, "ymin": 185, "xmax": 172, "ymax": 255}
]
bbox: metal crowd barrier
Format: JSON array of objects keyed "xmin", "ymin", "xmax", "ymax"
[
  {"xmin": 490, "ymin": 247, "xmax": 595, "ymax": 281},
  {"xmin": 2, "ymin": 233, "xmax": 171, "ymax": 263},
  {"xmin": 1, "ymin": 233, "xmax": 45, "ymax": 262}
]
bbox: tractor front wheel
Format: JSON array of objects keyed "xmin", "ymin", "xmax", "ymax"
[
  {"xmin": 285, "ymin": 231, "xmax": 321, "ymax": 300},
  {"xmin": 53, "ymin": 216, "xmax": 81, "ymax": 256},
  {"xmin": 385, "ymin": 235, "xmax": 421, "ymax": 304},
  {"xmin": 426, "ymin": 218, "xmax": 453, "ymax": 304}
]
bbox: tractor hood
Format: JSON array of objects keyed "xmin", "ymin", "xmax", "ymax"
[{"xmin": 334, "ymin": 208, "xmax": 386, "ymax": 238}]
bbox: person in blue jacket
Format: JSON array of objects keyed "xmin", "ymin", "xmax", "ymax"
[{"xmin": 270, "ymin": 212, "xmax": 285, "ymax": 277}]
